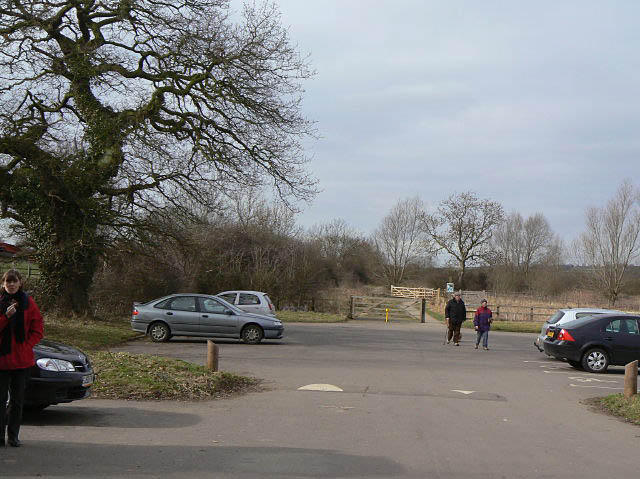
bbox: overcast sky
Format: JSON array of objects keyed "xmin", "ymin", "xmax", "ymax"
[{"xmin": 235, "ymin": 1, "xmax": 640, "ymax": 240}]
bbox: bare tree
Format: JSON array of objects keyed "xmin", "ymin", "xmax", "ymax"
[
  {"xmin": 577, "ymin": 181, "xmax": 640, "ymax": 306},
  {"xmin": 373, "ymin": 197, "xmax": 428, "ymax": 285},
  {"xmin": 0, "ymin": 1, "xmax": 315, "ymax": 313},
  {"xmin": 491, "ymin": 212, "xmax": 556, "ymax": 290},
  {"xmin": 423, "ymin": 192, "xmax": 504, "ymax": 288}
]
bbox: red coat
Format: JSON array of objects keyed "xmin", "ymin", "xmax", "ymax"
[{"xmin": 0, "ymin": 296, "xmax": 44, "ymax": 370}]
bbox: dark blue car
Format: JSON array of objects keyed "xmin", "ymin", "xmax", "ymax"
[
  {"xmin": 24, "ymin": 339, "xmax": 94, "ymax": 410},
  {"xmin": 544, "ymin": 313, "xmax": 640, "ymax": 373}
]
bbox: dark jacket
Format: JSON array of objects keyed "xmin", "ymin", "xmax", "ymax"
[
  {"xmin": 445, "ymin": 298, "xmax": 466, "ymax": 326},
  {"xmin": 0, "ymin": 295, "xmax": 43, "ymax": 370},
  {"xmin": 473, "ymin": 306, "xmax": 493, "ymax": 332}
]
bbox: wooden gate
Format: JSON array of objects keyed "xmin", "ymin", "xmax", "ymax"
[{"xmin": 350, "ymin": 296, "xmax": 423, "ymax": 321}]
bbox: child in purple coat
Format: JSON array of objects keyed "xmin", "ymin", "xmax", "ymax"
[{"xmin": 473, "ymin": 299, "xmax": 493, "ymax": 350}]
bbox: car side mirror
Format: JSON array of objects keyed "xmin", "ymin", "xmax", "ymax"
[{"xmin": 225, "ymin": 310, "xmax": 234, "ymax": 315}]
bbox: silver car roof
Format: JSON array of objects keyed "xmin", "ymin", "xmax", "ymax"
[{"xmin": 559, "ymin": 308, "xmax": 623, "ymax": 313}]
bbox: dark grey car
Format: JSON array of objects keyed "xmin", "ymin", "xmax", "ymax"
[{"xmin": 131, "ymin": 294, "xmax": 283, "ymax": 344}]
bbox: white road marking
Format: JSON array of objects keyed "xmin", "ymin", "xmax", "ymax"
[
  {"xmin": 524, "ymin": 360, "xmax": 556, "ymax": 364},
  {"xmin": 298, "ymin": 384, "xmax": 344, "ymax": 392},
  {"xmin": 568, "ymin": 376, "xmax": 619, "ymax": 384},
  {"xmin": 451, "ymin": 390, "xmax": 475, "ymax": 395},
  {"xmin": 570, "ymin": 384, "xmax": 623, "ymax": 390}
]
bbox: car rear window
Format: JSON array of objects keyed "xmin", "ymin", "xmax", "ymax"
[
  {"xmin": 239, "ymin": 293, "xmax": 260, "ymax": 305},
  {"xmin": 218, "ymin": 293, "xmax": 237, "ymax": 303},
  {"xmin": 547, "ymin": 311, "xmax": 565, "ymax": 324},
  {"xmin": 575, "ymin": 312, "xmax": 605, "ymax": 319}
]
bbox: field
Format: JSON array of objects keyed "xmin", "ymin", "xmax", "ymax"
[{"xmin": 0, "ymin": 258, "xmax": 40, "ymax": 279}]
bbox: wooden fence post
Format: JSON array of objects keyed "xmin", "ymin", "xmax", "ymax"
[
  {"xmin": 496, "ymin": 305, "xmax": 500, "ymax": 320},
  {"xmin": 350, "ymin": 296, "xmax": 355, "ymax": 319},
  {"xmin": 421, "ymin": 298, "xmax": 426, "ymax": 324},
  {"xmin": 530, "ymin": 307, "xmax": 534, "ymax": 322},
  {"xmin": 207, "ymin": 340, "xmax": 219, "ymax": 372},
  {"xmin": 624, "ymin": 360, "xmax": 638, "ymax": 399}
]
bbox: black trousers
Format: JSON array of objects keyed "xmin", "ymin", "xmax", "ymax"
[{"xmin": 0, "ymin": 368, "xmax": 29, "ymax": 441}]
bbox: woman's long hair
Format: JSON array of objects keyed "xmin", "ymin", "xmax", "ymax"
[{"xmin": 1, "ymin": 269, "xmax": 23, "ymax": 293}]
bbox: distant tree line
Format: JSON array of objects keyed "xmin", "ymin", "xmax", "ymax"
[{"xmin": 83, "ymin": 181, "xmax": 640, "ymax": 315}]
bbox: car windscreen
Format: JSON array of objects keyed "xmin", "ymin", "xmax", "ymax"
[
  {"xmin": 212, "ymin": 296, "xmax": 243, "ymax": 314},
  {"xmin": 547, "ymin": 311, "xmax": 565, "ymax": 324}
]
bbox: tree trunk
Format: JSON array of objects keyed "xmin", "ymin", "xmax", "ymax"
[
  {"xmin": 457, "ymin": 261, "xmax": 466, "ymax": 290},
  {"xmin": 22, "ymin": 196, "xmax": 104, "ymax": 316},
  {"xmin": 37, "ymin": 243, "xmax": 99, "ymax": 315}
]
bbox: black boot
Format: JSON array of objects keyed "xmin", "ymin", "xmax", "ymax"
[{"xmin": 7, "ymin": 437, "xmax": 20, "ymax": 447}]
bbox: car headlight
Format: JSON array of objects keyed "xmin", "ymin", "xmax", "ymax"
[
  {"xmin": 271, "ymin": 320, "xmax": 282, "ymax": 326},
  {"xmin": 37, "ymin": 358, "xmax": 76, "ymax": 372}
]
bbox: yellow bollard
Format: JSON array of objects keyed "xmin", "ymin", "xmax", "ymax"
[{"xmin": 385, "ymin": 308, "xmax": 389, "ymax": 323}]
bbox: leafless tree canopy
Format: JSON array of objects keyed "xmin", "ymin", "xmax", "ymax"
[
  {"xmin": 577, "ymin": 181, "xmax": 640, "ymax": 306},
  {"xmin": 423, "ymin": 191, "xmax": 504, "ymax": 288},
  {"xmin": 0, "ymin": 0, "xmax": 316, "ymax": 213},
  {"xmin": 372, "ymin": 196, "xmax": 427, "ymax": 285},
  {"xmin": 490, "ymin": 212, "xmax": 562, "ymax": 292},
  {"xmin": 493, "ymin": 213, "xmax": 556, "ymax": 272}
]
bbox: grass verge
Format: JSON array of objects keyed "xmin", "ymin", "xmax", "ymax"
[
  {"xmin": 91, "ymin": 352, "xmax": 260, "ymax": 400},
  {"xmin": 426, "ymin": 307, "xmax": 543, "ymax": 333},
  {"xmin": 43, "ymin": 314, "xmax": 259, "ymax": 401},
  {"xmin": 596, "ymin": 394, "xmax": 640, "ymax": 425},
  {"xmin": 277, "ymin": 310, "xmax": 347, "ymax": 323},
  {"xmin": 44, "ymin": 314, "xmax": 140, "ymax": 351}
]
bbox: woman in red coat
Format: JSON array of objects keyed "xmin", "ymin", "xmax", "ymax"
[{"xmin": 0, "ymin": 269, "xmax": 43, "ymax": 447}]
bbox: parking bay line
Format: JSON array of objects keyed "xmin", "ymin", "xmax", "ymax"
[
  {"xmin": 542, "ymin": 370, "xmax": 623, "ymax": 383},
  {"xmin": 570, "ymin": 384, "xmax": 623, "ymax": 390},
  {"xmin": 568, "ymin": 376, "xmax": 619, "ymax": 384}
]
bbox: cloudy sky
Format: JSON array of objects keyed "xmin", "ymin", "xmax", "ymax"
[{"xmin": 236, "ymin": 1, "xmax": 640, "ymax": 240}]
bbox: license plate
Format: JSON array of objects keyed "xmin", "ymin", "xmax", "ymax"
[
  {"xmin": 82, "ymin": 374, "xmax": 94, "ymax": 387},
  {"xmin": 546, "ymin": 330, "xmax": 554, "ymax": 338}
]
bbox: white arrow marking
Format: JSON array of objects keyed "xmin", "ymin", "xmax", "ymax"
[
  {"xmin": 298, "ymin": 384, "xmax": 343, "ymax": 392},
  {"xmin": 451, "ymin": 390, "xmax": 475, "ymax": 395}
]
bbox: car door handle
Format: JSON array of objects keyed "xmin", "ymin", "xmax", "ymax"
[
  {"xmin": 166, "ymin": 312, "xmax": 173, "ymax": 316},
  {"xmin": 604, "ymin": 336, "xmax": 613, "ymax": 341},
  {"xmin": 202, "ymin": 315, "xmax": 209, "ymax": 318}
]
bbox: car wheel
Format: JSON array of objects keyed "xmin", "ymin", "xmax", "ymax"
[
  {"xmin": 582, "ymin": 348, "xmax": 609, "ymax": 373},
  {"xmin": 241, "ymin": 324, "xmax": 264, "ymax": 344},
  {"xmin": 149, "ymin": 322, "xmax": 171, "ymax": 342},
  {"xmin": 568, "ymin": 360, "xmax": 582, "ymax": 369}
]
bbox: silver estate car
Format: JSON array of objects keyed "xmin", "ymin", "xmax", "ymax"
[
  {"xmin": 216, "ymin": 290, "xmax": 276, "ymax": 316},
  {"xmin": 534, "ymin": 307, "xmax": 623, "ymax": 352},
  {"xmin": 132, "ymin": 294, "xmax": 283, "ymax": 344}
]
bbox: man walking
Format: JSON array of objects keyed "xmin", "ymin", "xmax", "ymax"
[{"xmin": 445, "ymin": 291, "xmax": 466, "ymax": 346}]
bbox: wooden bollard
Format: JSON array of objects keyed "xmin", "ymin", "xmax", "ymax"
[
  {"xmin": 624, "ymin": 360, "xmax": 638, "ymax": 399},
  {"xmin": 207, "ymin": 340, "xmax": 219, "ymax": 372}
]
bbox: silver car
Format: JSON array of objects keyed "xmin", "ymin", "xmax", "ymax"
[
  {"xmin": 216, "ymin": 290, "xmax": 276, "ymax": 316},
  {"xmin": 534, "ymin": 307, "xmax": 622, "ymax": 352},
  {"xmin": 131, "ymin": 294, "xmax": 283, "ymax": 344}
]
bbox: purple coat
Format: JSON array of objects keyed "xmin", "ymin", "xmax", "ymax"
[{"xmin": 473, "ymin": 306, "xmax": 493, "ymax": 332}]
